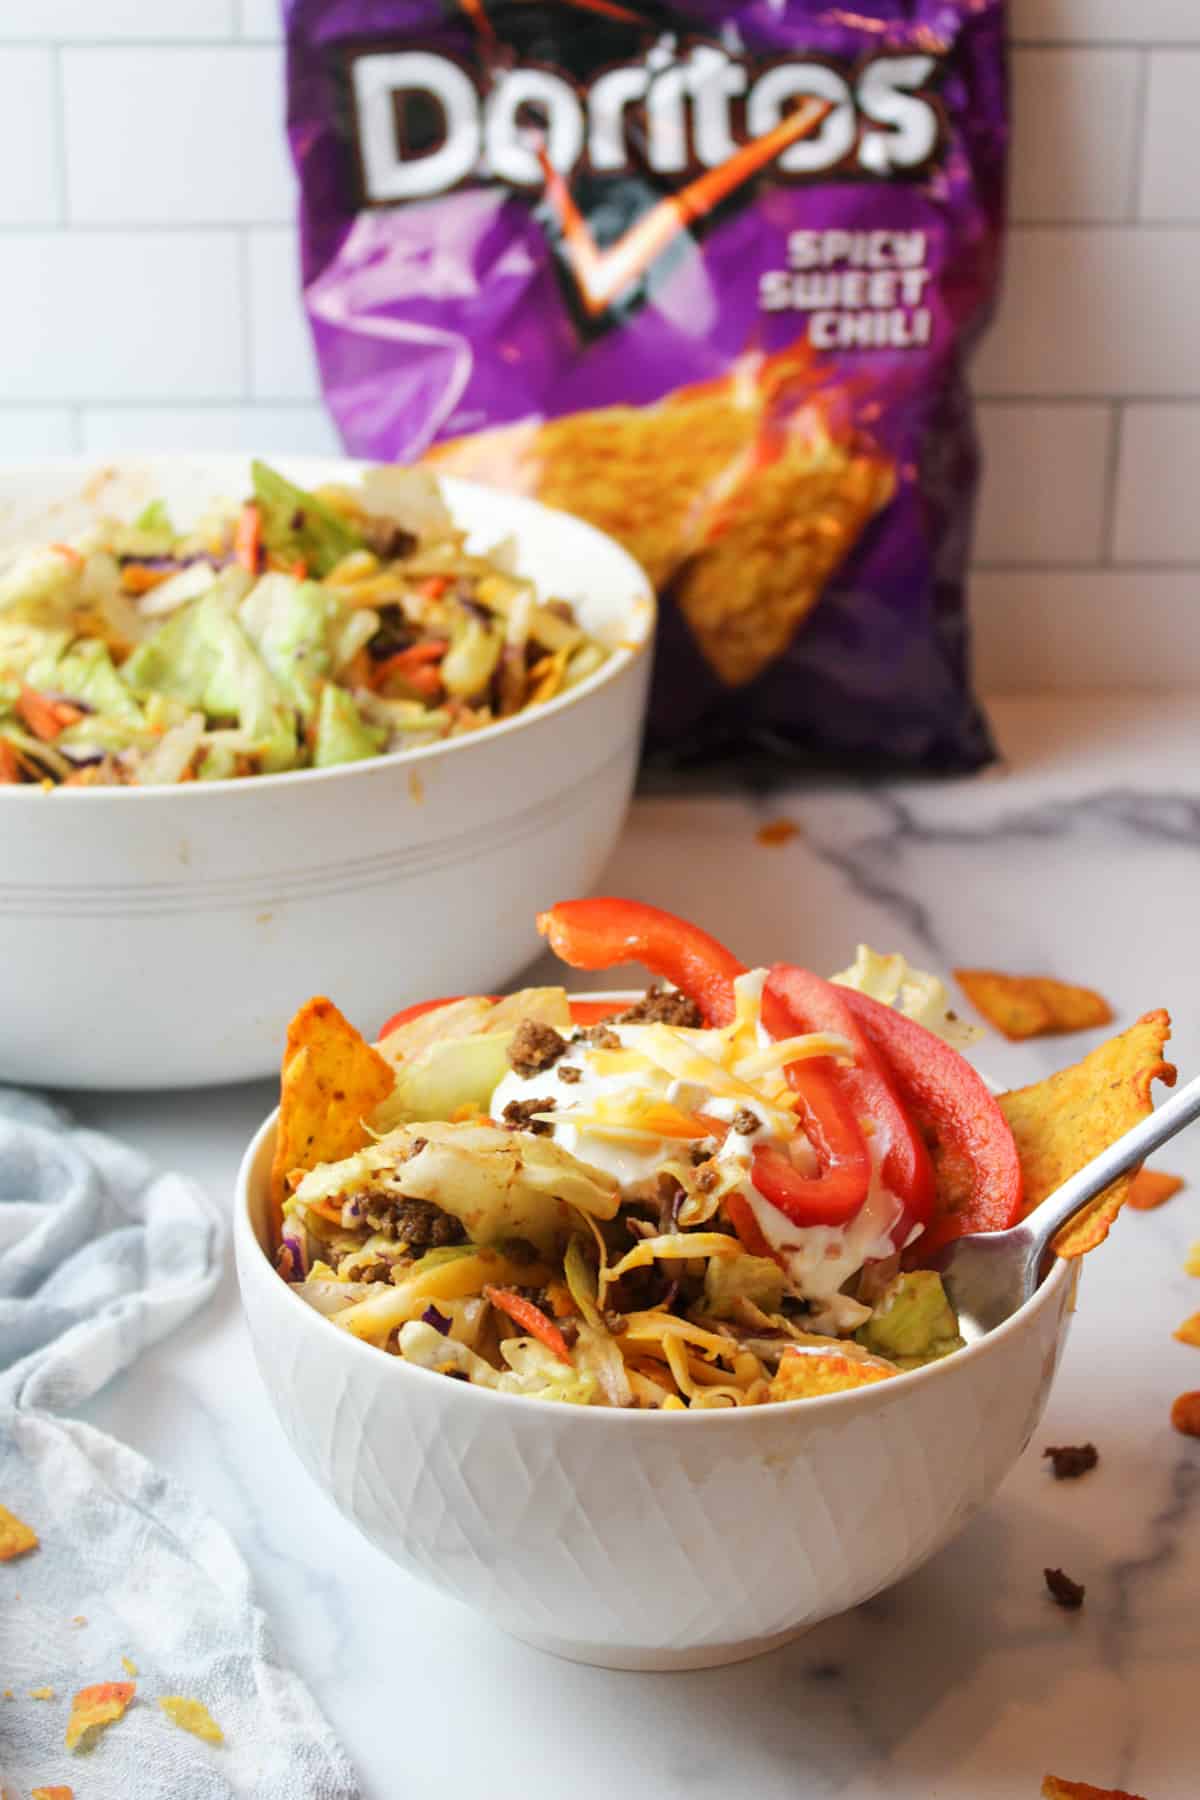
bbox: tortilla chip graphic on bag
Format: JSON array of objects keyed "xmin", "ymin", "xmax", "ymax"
[
  {"xmin": 431, "ymin": 376, "xmax": 895, "ymax": 687},
  {"xmin": 1042, "ymin": 1780, "xmax": 1148, "ymax": 1800},
  {"xmin": 955, "ymin": 969, "xmax": 1113, "ymax": 1040},
  {"xmin": 0, "ymin": 1501, "xmax": 38, "ymax": 1561},
  {"xmin": 65, "ymin": 1680, "xmax": 135, "ymax": 1750},
  {"xmin": 999, "ymin": 1011, "xmax": 1174, "ymax": 1258},
  {"xmin": 269, "ymin": 997, "xmax": 395, "ymax": 1248}
]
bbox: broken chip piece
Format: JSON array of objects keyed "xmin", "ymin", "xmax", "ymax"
[
  {"xmin": 955, "ymin": 969, "xmax": 1113, "ymax": 1041},
  {"xmin": 1174, "ymin": 1313, "xmax": 1200, "ymax": 1349},
  {"xmin": 158, "ymin": 1694, "xmax": 224, "ymax": 1745},
  {"xmin": 769, "ymin": 1348, "xmax": 897, "ymax": 1402},
  {"xmin": 268, "ymin": 996, "xmax": 394, "ymax": 1249},
  {"xmin": 64, "ymin": 1680, "xmax": 135, "ymax": 1751},
  {"xmin": 1170, "ymin": 1390, "xmax": 1200, "ymax": 1438},
  {"xmin": 1126, "ymin": 1169, "xmax": 1184, "ymax": 1211},
  {"xmin": 999, "ymin": 1011, "xmax": 1174, "ymax": 1257},
  {"xmin": 1186, "ymin": 1241, "xmax": 1200, "ymax": 1277},
  {"xmin": 1042, "ymin": 1779, "xmax": 1149, "ymax": 1800},
  {"xmin": 32, "ymin": 1787, "xmax": 74, "ymax": 1800},
  {"xmin": 0, "ymin": 1502, "xmax": 38, "ymax": 1561}
]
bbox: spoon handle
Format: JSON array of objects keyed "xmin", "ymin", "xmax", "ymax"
[{"xmin": 1024, "ymin": 1069, "xmax": 1200, "ymax": 1255}]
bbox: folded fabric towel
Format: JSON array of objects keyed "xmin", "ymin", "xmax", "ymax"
[{"xmin": 0, "ymin": 1090, "xmax": 360, "ymax": 1799}]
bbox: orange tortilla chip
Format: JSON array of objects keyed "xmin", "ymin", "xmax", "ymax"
[
  {"xmin": 1126, "ymin": 1169, "xmax": 1184, "ymax": 1211},
  {"xmin": 268, "ymin": 997, "xmax": 394, "ymax": 1249},
  {"xmin": 1042, "ymin": 1780, "xmax": 1148, "ymax": 1800},
  {"xmin": 956, "ymin": 969, "xmax": 1114, "ymax": 1041},
  {"xmin": 998, "ymin": 1011, "xmax": 1174, "ymax": 1258},
  {"xmin": 769, "ymin": 1349, "xmax": 896, "ymax": 1402},
  {"xmin": 1174, "ymin": 1312, "xmax": 1200, "ymax": 1348},
  {"xmin": 32, "ymin": 1788, "xmax": 74, "ymax": 1800},
  {"xmin": 159, "ymin": 1694, "xmax": 224, "ymax": 1744},
  {"xmin": 64, "ymin": 1680, "xmax": 135, "ymax": 1750},
  {"xmin": 0, "ymin": 1502, "xmax": 38, "ymax": 1561}
]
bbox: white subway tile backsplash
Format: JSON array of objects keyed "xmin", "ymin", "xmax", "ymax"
[
  {"xmin": 1111, "ymin": 405, "xmax": 1200, "ymax": 564},
  {"xmin": 1010, "ymin": 0, "xmax": 1200, "ymax": 44},
  {"xmin": 1138, "ymin": 54, "xmax": 1200, "ymax": 222},
  {"xmin": 79, "ymin": 405, "xmax": 340, "ymax": 455},
  {"xmin": 0, "ymin": 50, "xmax": 59, "ymax": 225},
  {"xmin": 247, "ymin": 226, "xmax": 320, "ymax": 398},
  {"xmin": 239, "ymin": 0, "xmax": 283, "ymax": 39},
  {"xmin": 0, "ymin": 233, "xmax": 243, "ymax": 402},
  {"xmin": 972, "ymin": 569, "xmax": 1200, "ymax": 690},
  {"xmin": 0, "ymin": 0, "xmax": 236, "ymax": 39},
  {"xmin": 1009, "ymin": 49, "xmax": 1141, "ymax": 224},
  {"xmin": 974, "ymin": 228, "xmax": 1200, "ymax": 398},
  {"xmin": 0, "ymin": 410, "xmax": 76, "ymax": 456},
  {"xmin": 63, "ymin": 47, "xmax": 293, "ymax": 225},
  {"xmin": 975, "ymin": 403, "xmax": 1113, "ymax": 564}
]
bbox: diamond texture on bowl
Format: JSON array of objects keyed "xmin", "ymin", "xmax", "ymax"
[{"xmin": 236, "ymin": 1111, "xmax": 1075, "ymax": 1670}]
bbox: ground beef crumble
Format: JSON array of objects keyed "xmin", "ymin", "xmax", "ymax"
[
  {"xmin": 1043, "ymin": 1443, "xmax": 1099, "ymax": 1480},
  {"xmin": 507, "ymin": 1018, "xmax": 568, "ymax": 1077},
  {"xmin": 616, "ymin": 984, "xmax": 703, "ymax": 1028},
  {"xmin": 1044, "ymin": 1567, "xmax": 1085, "ymax": 1610},
  {"xmin": 502, "ymin": 1096, "xmax": 556, "ymax": 1136},
  {"xmin": 584, "ymin": 1023, "xmax": 621, "ymax": 1050},
  {"xmin": 361, "ymin": 1194, "xmax": 464, "ymax": 1250},
  {"xmin": 732, "ymin": 1108, "xmax": 760, "ymax": 1135},
  {"xmin": 558, "ymin": 1062, "xmax": 582, "ymax": 1084}
]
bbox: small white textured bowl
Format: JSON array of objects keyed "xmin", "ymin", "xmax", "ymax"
[
  {"xmin": 0, "ymin": 457, "xmax": 653, "ymax": 1089},
  {"xmin": 234, "ymin": 1020, "xmax": 1078, "ymax": 1672}
]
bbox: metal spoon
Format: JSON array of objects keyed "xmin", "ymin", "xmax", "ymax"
[{"xmin": 931, "ymin": 1070, "xmax": 1200, "ymax": 1340}]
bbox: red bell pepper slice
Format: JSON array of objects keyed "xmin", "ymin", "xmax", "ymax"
[
  {"xmin": 836, "ymin": 988, "xmax": 1023, "ymax": 1255},
  {"xmin": 762, "ymin": 966, "xmax": 934, "ymax": 1244},
  {"xmin": 536, "ymin": 898, "xmax": 745, "ymax": 1026}
]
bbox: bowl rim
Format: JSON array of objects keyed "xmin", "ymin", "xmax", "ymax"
[
  {"xmin": 235, "ymin": 989, "xmax": 1076, "ymax": 1426},
  {"xmin": 0, "ymin": 454, "xmax": 655, "ymax": 805}
]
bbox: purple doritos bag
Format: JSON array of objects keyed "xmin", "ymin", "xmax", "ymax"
[{"xmin": 285, "ymin": 0, "xmax": 1006, "ymax": 770}]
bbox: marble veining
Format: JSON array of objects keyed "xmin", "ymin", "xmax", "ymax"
[{"xmin": 58, "ymin": 698, "xmax": 1199, "ymax": 1800}]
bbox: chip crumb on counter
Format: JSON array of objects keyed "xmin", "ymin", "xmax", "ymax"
[
  {"xmin": 30, "ymin": 1686, "xmax": 56, "ymax": 1700},
  {"xmin": 1043, "ymin": 1566, "xmax": 1086, "ymax": 1610},
  {"xmin": 0, "ymin": 1502, "xmax": 38, "ymax": 1561},
  {"xmin": 120, "ymin": 1655, "xmax": 138, "ymax": 1677},
  {"xmin": 1186, "ymin": 1241, "xmax": 1200, "ymax": 1277},
  {"xmin": 1043, "ymin": 1443, "xmax": 1098, "ymax": 1480},
  {"xmin": 1174, "ymin": 1313, "xmax": 1200, "ymax": 1349},
  {"xmin": 1170, "ymin": 1390, "xmax": 1200, "ymax": 1438},
  {"xmin": 32, "ymin": 1787, "xmax": 75, "ymax": 1800},
  {"xmin": 70, "ymin": 1615, "xmax": 87, "ymax": 1628},
  {"xmin": 755, "ymin": 818, "xmax": 800, "ymax": 847},
  {"xmin": 954, "ymin": 969, "xmax": 1113, "ymax": 1041},
  {"xmin": 159, "ymin": 1694, "xmax": 224, "ymax": 1745},
  {"xmin": 1125, "ymin": 1169, "xmax": 1183, "ymax": 1211}
]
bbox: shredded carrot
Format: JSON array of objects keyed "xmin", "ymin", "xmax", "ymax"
[
  {"xmin": 0, "ymin": 740, "xmax": 20, "ymax": 783},
  {"xmin": 49, "ymin": 541, "xmax": 83, "ymax": 568},
  {"xmin": 234, "ymin": 502, "xmax": 262, "ymax": 573},
  {"xmin": 288, "ymin": 558, "xmax": 308, "ymax": 579},
  {"xmin": 419, "ymin": 576, "xmax": 449, "ymax": 600},
  {"xmin": 370, "ymin": 640, "xmax": 449, "ymax": 695},
  {"xmin": 119, "ymin": 564, "xmax": 171, "ymax": 595},
  {"xmin": 16, "ymin": 686, "xmax": 83, "ymax": 742},
  {"xmin": 484, "ymin": 1285, "xmax": 573, "ymax": 1363},
  {"xmin": 544, "ymin": 1280, "xmax": 578, "ymax": 1320}
]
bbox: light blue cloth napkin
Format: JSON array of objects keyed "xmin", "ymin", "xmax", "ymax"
[{"xmin": 0, "ymin": 1090, "xmax": 360, "ymax": 1799}]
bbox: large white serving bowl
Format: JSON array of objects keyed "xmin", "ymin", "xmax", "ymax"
[
  {"xmin": 234, "ymin": 1017, "xmax": 1078, "ymax": 1673},
  {"xmin": 0, "ymin": 457, "xmax": 653, "ymax": 1089}
]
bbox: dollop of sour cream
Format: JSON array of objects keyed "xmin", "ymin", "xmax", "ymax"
[{"xmin": 488, "ymin": 971, "xmax": 909, "ymax": 1307}]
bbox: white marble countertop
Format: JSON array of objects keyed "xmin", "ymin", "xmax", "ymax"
[{"xmin": 63, "ymin": 693, "xmax": 1199, "ymax": 1800}]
